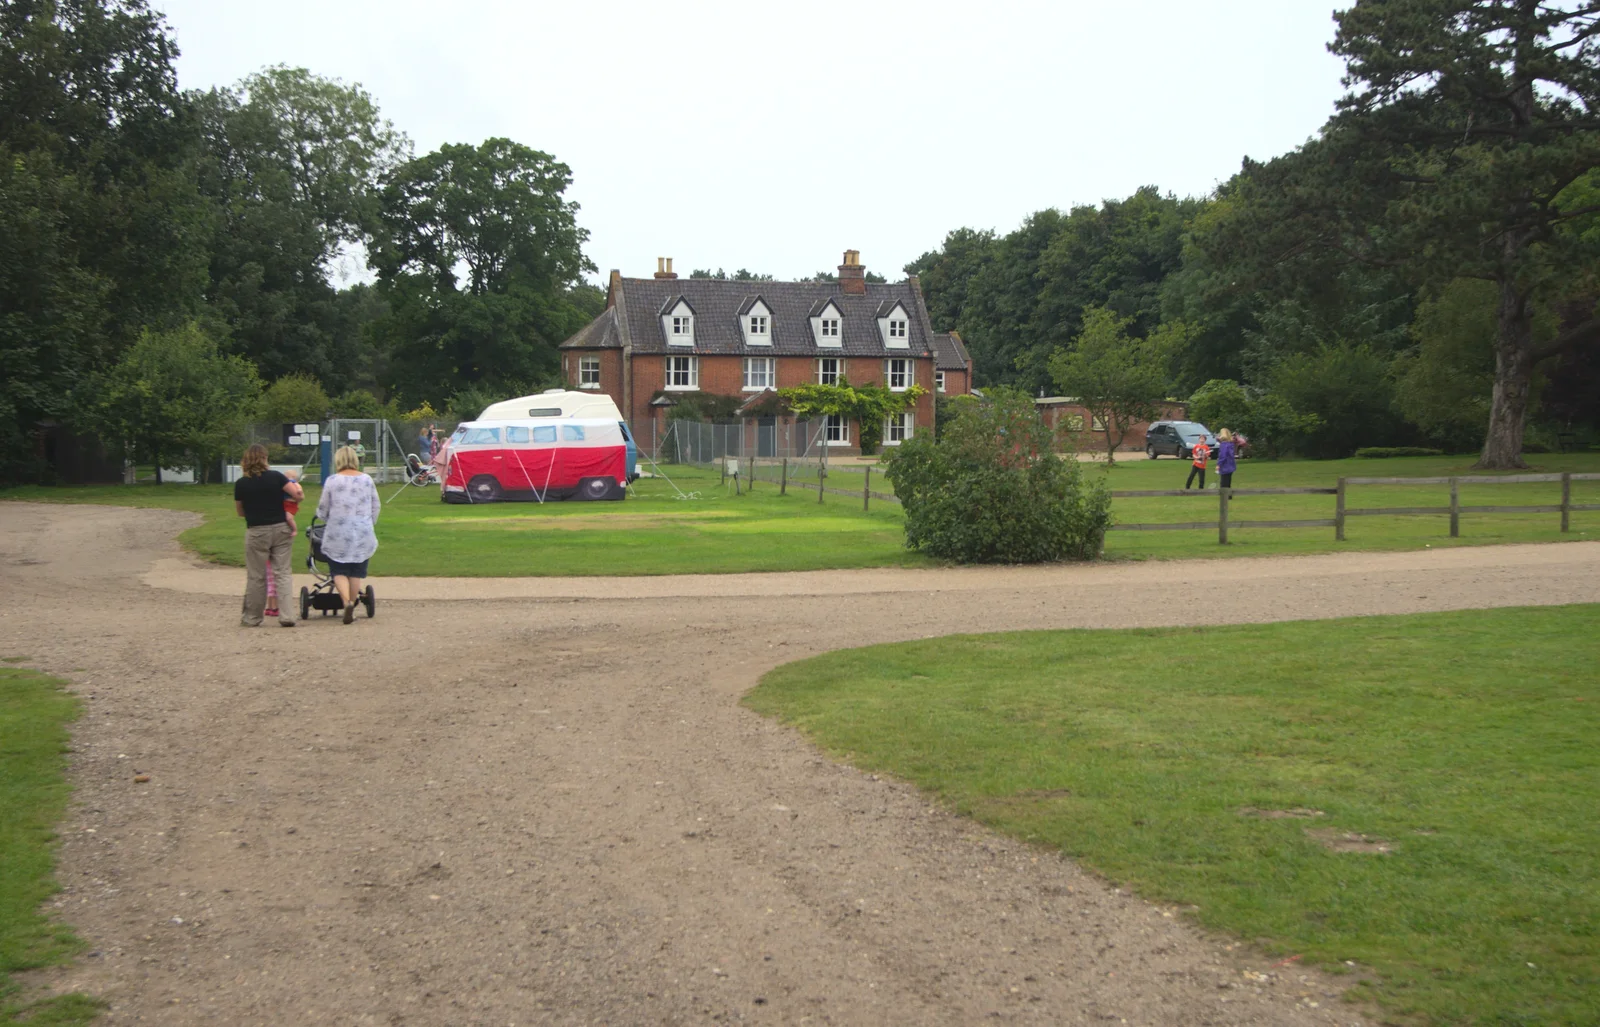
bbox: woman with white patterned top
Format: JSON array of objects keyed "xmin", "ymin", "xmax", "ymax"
[{"xmin": 315, "ymin": 445, "xmax": 381, "ymax": 624}]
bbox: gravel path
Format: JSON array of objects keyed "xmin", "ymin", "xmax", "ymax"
[{"xmin": 6, "ymin": 502, "xmax": 1598, "ymax": 1026}]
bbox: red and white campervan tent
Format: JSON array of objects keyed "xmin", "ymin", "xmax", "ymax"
[{"xmin": 441, "ymin": 417, "xmax": 627, "ymax": 503}]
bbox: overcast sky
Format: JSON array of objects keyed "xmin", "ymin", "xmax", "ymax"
[{"xmin": 153, "ymin": 0, "xmax": 1349, "ymax": 286}]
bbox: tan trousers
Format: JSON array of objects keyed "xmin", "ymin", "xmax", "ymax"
[{"xmin": 242, "ymin": 523, "xmax": 295, "ymax": 625}]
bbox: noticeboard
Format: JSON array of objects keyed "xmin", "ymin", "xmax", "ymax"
[{"xmin": 282, "ymin": 422, "xmax": 324, "ymax": 447}]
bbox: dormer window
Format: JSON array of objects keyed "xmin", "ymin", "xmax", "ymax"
[
  {"xmin": 661, "ymin": 298, "xmax": 695, "ymax": 347},
  {"xmin": 740, "ymin": 298, "xmax": 772, "ymax": 346},
  {"xmin": 810, "ymin": 300, "xmax": 843, "ymax": 348},
  {"xmin": 878, "ymin": 302, "xmax": 911, "ymax": 349}
]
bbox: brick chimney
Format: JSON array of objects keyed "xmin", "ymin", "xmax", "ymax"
[
  {"xmin": 654, "ymin": 257, "xmax": 677, "ymax": 280},
  {"xmin": 838, "ymin": 249, "xmax": 866, "ymax": 294}
]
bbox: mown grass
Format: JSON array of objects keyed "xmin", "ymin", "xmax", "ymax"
[
  {"xmin": 744, "ymin": 606, "xmax": 1600, "ymax": 1026},
  {"xmin": 5, "ymin": 453, "xmax": 1599, "ymax": 575},
  {"xmin": 0, "ymin": 668, "xmax": 101, "ymax": 1025},
  {"xmin": 1, "ymin": 466, "xmax": 929, "ymax": 577}
]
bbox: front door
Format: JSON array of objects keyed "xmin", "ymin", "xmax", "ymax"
[{"xmin": 757, "ymin": 417, "xmax": 776, "ymax": 457}]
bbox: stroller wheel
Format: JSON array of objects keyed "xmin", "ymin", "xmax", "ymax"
[
  {"xmin": 363, "ymin": 585, "xmax": 376, "ymax": 618},
  {"xmin": 299, "ymin": 586, "xmax": 310, "ymax": 621}
]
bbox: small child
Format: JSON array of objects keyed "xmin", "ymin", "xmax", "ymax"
[
  {"xmin": 1185, "ymin": 439, "xmax": 1212, "ymax": 490},
  {"xmin": 264, "ymin": 471, "xmax": 304, "ymax": 620}
]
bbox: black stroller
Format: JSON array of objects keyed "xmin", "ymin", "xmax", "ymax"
[
  {"xmin": 300, "ymin": 517, "xmax": 375, "ymax": 620},
  {"xmin": 406, "ymin": 452, "xmax": 439, "ymax": 486}
]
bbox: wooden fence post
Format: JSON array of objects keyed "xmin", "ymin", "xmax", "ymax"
[
  {"xmin": 1219, "ymin": 487, "xmax": 1230, "ymax": 544},
  {"xmin": 780, "ymin": 457, "xmax": 788, "ymax": 496},
  {"xmin": 818, "ymin": 463, "xmax": 825, "ymax": 504},
  {"xmin": 864, "ymin": 466, "xmax": 871, "ymax": 512},
  {"xmin": 1449, "ymin": 477, "xmax": 1460, "ymax": 538},
  {"xmin": 1562, "ymin": 471, "xmax": 1571, "ymax": 533},
  {"xmin": 1336, "ymin": 477, "xmax": 1346, "ymax": 541}
]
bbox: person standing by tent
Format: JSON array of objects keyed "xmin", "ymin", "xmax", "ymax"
[
  {"xmin": 316, "ymin": 445, "xmax": 381, "ymax": 624},
  {"xmin": 1184, "ymin": 436, "xmax": 1211, "ymax": 490},
  {"xmin": 1216, "ymin": 429, "xmax": 1238, "ymax": 490}
]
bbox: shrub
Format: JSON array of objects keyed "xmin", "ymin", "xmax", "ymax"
[
  {"xmin": 1354, "ymin": 446, "xmax": 1445, "ymax": 458},
  {"xmin": 257, "ymin": 374, "xmax": 332, "ymax": 425},
  {"xmin": 886, "ymin": 389, "xmax": 1110, "ymax": 563}
]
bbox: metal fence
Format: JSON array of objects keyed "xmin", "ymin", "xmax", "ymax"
[
  {"xmin": 231, "ymin": 417, "xmax": 460, "ymax": 484},
  {"xmin": 650, "ymin": 418, "xmax": 904, "ymax": 506}
]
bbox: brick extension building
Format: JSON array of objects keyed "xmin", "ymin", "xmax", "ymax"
[{"xmin": 559, "ymin": 251, "xmax": 972, "ymax": 454}]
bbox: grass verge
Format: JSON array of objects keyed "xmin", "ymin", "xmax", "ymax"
[
  {"xmin": 0, "ymin": 668, "xmax": 100, "ymax": 1025},
  {"xmin": 4, "ymin": 453, "xmax": 1599, "ymax": 575},
  {"xmin": 744, "ymin": 606, "xmax": 1600, "ymax": 1026}
]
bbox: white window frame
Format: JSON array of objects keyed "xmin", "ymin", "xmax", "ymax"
[
  {"xmin": 883, "ymin": 412, "xmax": 913, "ymax": 445},
  {"xmin": 885, "ymin": 357, "xmax": 911, "ymax": 392},
  {"xmin": 821, "ymin": 318, "xmax": 840, "ymax": 338},
  {"xmin": 816, "ymin": 357, "xmax": 842, "ymax": 385},
  {"xmin": 888, "ymin": 319, "xmax": 907, "ymax": 339},
  {"xmin": 750, "ymin": 315, "xmax": 768, "ymax": 336},
  {"xmin": 935, "ymin": 370, "xmax": 946, "ymax": 393},
  {"xmin": 742, "ymin": 356, "xmax": 775, "ymax": 391},
  {"xmin": 665, "ymin": 355, "xmax": 699, "ymax": 391},
  {"xmin": 824, "ymin": 413, "xmax": 850, "ymax": 446},
  {"xmin": 578, "ymin": 356, "xmax": 601, "ymax": 389}
]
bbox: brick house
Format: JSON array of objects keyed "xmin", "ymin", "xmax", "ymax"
[
  {"xmin": 559, "ymin": 251, "xmax": 973, "ymax": 454},
  {"xmin": 1035, "ymin": 396, "xmax": 1189, "ymax": 452}
]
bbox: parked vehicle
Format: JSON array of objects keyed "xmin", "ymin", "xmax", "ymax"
[
  {"xmin": 441, "ymin": 417, "xmax": 628, "ymax": 503},
  {"xmin": 479, "ymin": 388, "xmax": 638, "ymax": 482},
  {"xmin": 1144, "ymin": 421, "xmax": 1218, "ymax": 460}
]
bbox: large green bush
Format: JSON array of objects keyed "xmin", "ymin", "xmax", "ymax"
[{"xmin": 885, "ymin": 389, "xmax": 1110, "ymax": 563}]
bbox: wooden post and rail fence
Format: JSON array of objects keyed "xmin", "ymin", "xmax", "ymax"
[
  {"xmin": 743, "ymin": 459, "xmax": 1597, "ymax": 543},
  {"xmin": 1109, "ymin": 472, "xmax": 1600, "ymax": 544}
]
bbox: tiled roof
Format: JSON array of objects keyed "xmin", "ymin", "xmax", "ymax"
[
  {"xmin": 561, "ymin": 277, "xmax": 936, "ymax": 358},
  {"xmin": 560, "ymin": 305, "xmax": 622, "ymax": 349},
  {"xmin": 931, "ymin": 331, "xmax": 971, "ymax": 371}
]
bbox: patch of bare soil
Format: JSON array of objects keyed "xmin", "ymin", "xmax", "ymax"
[
  {"xmin": 1240, "ymin": 808, "xmax": 1325, "ymax": 820},
  {"xmin": 1305, "ymin": 830, "xmax": 1396, "ymax": 855},
  {"xmin": 3, "ymin": 503, "xmax": 1598, "ymax": 1025}
]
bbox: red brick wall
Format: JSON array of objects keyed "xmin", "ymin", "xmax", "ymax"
[
  {"xmin": 561, "ymin": 349, "xmax": 625, "ymax": 413},
  {"xmin": 937, "ymin": 368, "xmax": 970, "ymax": 397},
  {"xmin": 1038, "ymin": 400, "xmax": 1188, "ymax": 451}
]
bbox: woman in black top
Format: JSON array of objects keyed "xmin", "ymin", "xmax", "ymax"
[{"xmin": 235, "ymin": 444, "xmax": 304, "ymax": 627}]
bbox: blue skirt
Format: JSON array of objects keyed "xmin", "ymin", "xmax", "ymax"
[{"xmin": 326, "ymin": 557, "xmax": 370, "ymax": 578}]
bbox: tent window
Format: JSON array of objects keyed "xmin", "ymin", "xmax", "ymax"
[
  {"xmin": 562, "ymin": 425, "xmax": 586, "ymax": 441},
  {"xmin": 531, "ymin": 426, "xmax": 557, "ymax": 443},
  {"xmin": 505, "ymin": 426, "xmax": 530, "ymax": 443},
  {"xmin": 463, "ymin": 427, "xmax": 500, "ymax": 445}
]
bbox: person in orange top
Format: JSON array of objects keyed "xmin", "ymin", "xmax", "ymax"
[{"xmin": 1185, "ymin": 439, "xmax": 1211, "ymax": 490}]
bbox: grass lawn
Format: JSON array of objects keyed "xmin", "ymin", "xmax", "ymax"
[
  {"xmin": 0, "ymin": 668, "xmax": 100, "ymax": 1025},
  {"xmin": 1096, "ymin": 451, "xmax": 1600, "ymax": 559},
  {"xmin": 744, "ymin": 605, "xmax": 1600, "ymax": 1026},
  {"xmin": 1, "ymin": 466, "xmax": 930, "ymax": 577},
  {"xmin": 4, "ymin": 453, "xmax": 1598, "ymax": 576}
]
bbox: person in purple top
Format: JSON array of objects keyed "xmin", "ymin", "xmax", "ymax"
[{"xmin": 1216, "ymin": 428, "xmax": 1238, "ymax": 489}]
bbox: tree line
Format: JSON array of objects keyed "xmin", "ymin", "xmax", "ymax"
[
  {"xmin": 1, "ymin": 0, "xmax": 597, "ymax": 481},
  {"xmin": 909, "ymin": 0, "xmax": 1600, "ymax": 469}
]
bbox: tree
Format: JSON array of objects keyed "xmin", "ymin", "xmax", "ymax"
[
  {"xmin": 1316, "ymin": 0, "xmax": 1600, "ymax": 467},
  {"xmin": 0, "ymin": 0, "xmax": 208, "ymax": 481},
  {"xmin": 256, "ymin": 374, "xmax": 332, "ymax": 425},
  {"xmin": 884, "ymin": 388, "xmax": 1110, "ymax": 563},
  {"xmin": 193, "ymin": 66, "xmax": 408, "ymax": 382},
  {"xmin": 1271, "ymin": 343, "xmax": 1400, "ymax": 459},
  {"xmin": 689, "ymin": 268, "xmax": 773, "ymax": 281},
  {"xmin": 776, "ymin": 380, "xmax": 925, "ymax": 456},
  {"xmin": 86, "ymin": 323, "xmax": 262, "ymax": 477},
  {"xmin": 807, "ymin": 269, "xmax": 888, "ymax": 283},
  {"xmin": 1048, "ymin": 307, "xmax": 1184, "ymax": 463},
  {"xmin": 1187, "ymin": 379, "xmax": 1321, "ymax": 459},
  {"xmin": 370, "ymin": 138, "xmax": 596, "ymax": 405}
]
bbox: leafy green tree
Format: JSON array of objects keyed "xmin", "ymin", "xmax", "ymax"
[
  {"xmin": 193, "ymin": 66, "xmax": 408, "ymax": 383},
  {"xmin": 1261, "ymin": 0, "xmax": 1600, "ymax": 467},
  {"xmin": 0, "ymin": 0, "xmax": 209, "ymax": 480},
  {"xmin": 86, "ymin": 323, "xmax": 262, "ymax": 478},
  {"xmin": 776, "ymin": 380, "xmax": 925, "ymax": 456},
  {"xmin": 885, "ymin": 388, "xmax": 1110, "ymax": 563},
  {"xmin": 370, "ymin": 138, "xmax": 596, "ymax": 405},
  {"xmin": 1187, "ymin": 379, "xmax": 1321, "ymax": 459},
  {"xmin": 256, "ymin": 374, "xmax": 332, "ymax": 424},
  {"xmin": 806, "ymin": 269, "xmax": 888, "ymax": 283},
  {"xmin": 689, "ymin": 268, "xmax": 774, "ymax": 281},
  {"xmin": 1271, "ymin": 343, "xmax": 1399, "ymax": 459},
  {"xmin": 1048, "ymin": 307, "xmax": 1185, "ymax": 463}
]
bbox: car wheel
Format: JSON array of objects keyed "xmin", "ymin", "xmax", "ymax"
[
  {"xmin": 576, "ymin": 476, "xmax": 615, "ymax": 501},
  {"xmin": 1179, "ymin": 447, "xmax": 1191, "ymax": 461},
  {"xmin": 1146, "ymin": 445, "xmax": 1157, "ymax": 459},
  {"xmin": 467, "ymin": 474, "xmax": 502, "ymax": 503}
]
